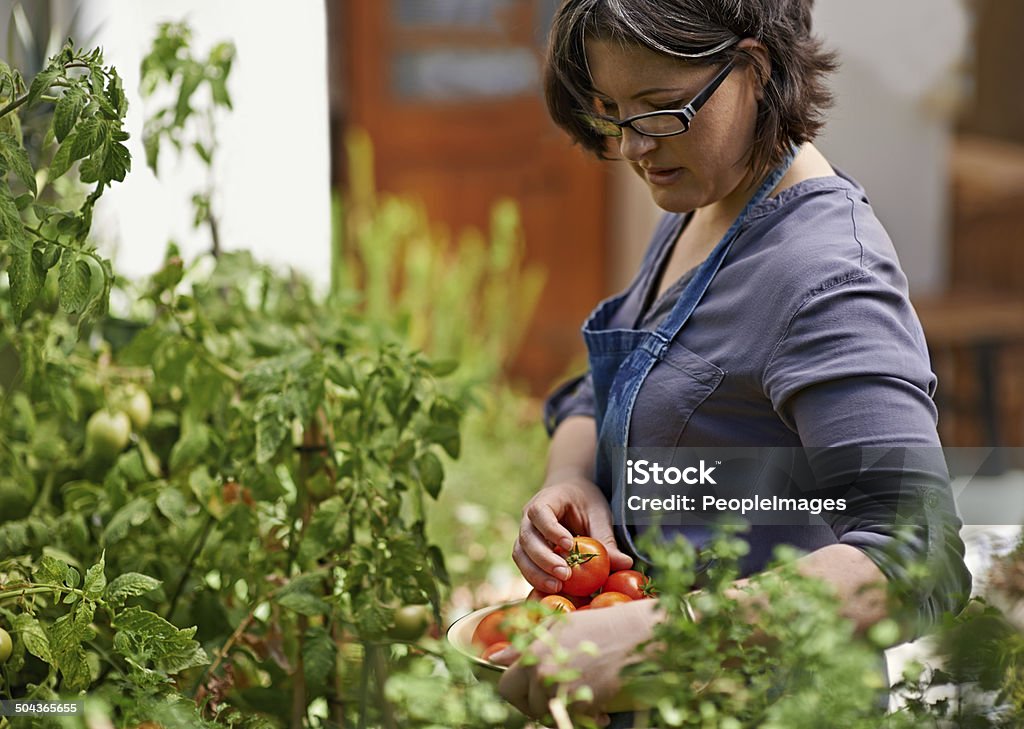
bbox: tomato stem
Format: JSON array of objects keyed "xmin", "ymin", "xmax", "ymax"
[{"xmin": 563, "ymin": 541, "xmax": 598, "ymax": 567}]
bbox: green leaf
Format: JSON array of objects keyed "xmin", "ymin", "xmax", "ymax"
[
  {"xmin": 298, "ymin": 496, "xmax": 346, "ymax": 564},
  {"xmin": 12, "ymin": 613, "xmax": 52, "ymax": 663},
  {"xmin": 169, "ymin": 424, "xmax": 211, "ymax": 471},
  {"xmin": 53, "ymin": 85, "xmax": 86, "ymax": 142},
  {"xmin": 428, "ymin": 545, "xmax": 450, "ymax": 587},
  {"xmin": 423, "ymin": 423, "xmax": 460, "ymax": 459},
  {"xmin": 428, "ymin": 359, "xmax": 459, "ymax": 377},
  {"xmin": 102, "ymin": 496, "xmax": 154, "ymax": 545},
  {"xmin": 112, "ymin": 606, "xmax": 209, "ymax": 673},
  {"xmin": 278, "ymin": 591, "xmax": 328, "ymax": 617},
  {"xmin": 0, "ymin": 183, "xmax": 41, "ymax": 322},
  {"xmin": 302, "ymin": 626, "xmax": 335, "ymax": 691},
  {"xmin": 58, "ymin": 251, "xmax": 91, "ymax": 314},
  {"xmin": 68, "ymin": 117, "xmax": 105, "ymax": 162},
  {"xmin": 48, "ymin": 131, "xmax": 75, "ymax": 180},
  {"xmin": 0, "ymin": 132, "xmax": 36, "ymax": 193},
  {"xmin": 83, "ymin": 554, "xmax": 107, "ymax": 599},
  {"xmin": 255, "ymin": 394, "xmax": 289, "ymax": 464},
  {"xmin": 104, "ymin": 572, "xmax": 162, "ymax": 606},
  {"xmin": 142, "ymin": 125, "xmax": 160, "ymax": 172},
  {"xmin": 35, "ymin": 554, "xmax": 70, "ymax": 587},
  {"xmin": 174, "ymin": 63, "xmax": 203, "ymax": 125},
  {"xmin": 7, "ymin": 242, "xmax": 45, "ymax": 323},
  {"xmin": 415, "ymin": 451, "xmax": 444, "ymax": 499},
  {"xmin": 49, "ymin": 601, "xmax": 97, "ymax": 691},
  {"xmin": 156, "ymin": 487, "xmax": 188, "ymax": 526},
  {"xmin": 26, "ymin": 67, "xmax": 60, "ymax": 108}
]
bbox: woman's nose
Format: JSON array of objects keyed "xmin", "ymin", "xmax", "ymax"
[{"xmin": 618, "ymin": 126, "xmax": 658, "ymax": 162}]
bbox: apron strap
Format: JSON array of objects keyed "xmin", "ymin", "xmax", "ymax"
[{"xmin": 653, "ymin": 147, "xmax": 799, "ymax": 344}]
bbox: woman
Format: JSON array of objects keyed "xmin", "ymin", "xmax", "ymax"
[{"xmin": 494, "ymin": 0, "xmax": 972, "ymax": 723}]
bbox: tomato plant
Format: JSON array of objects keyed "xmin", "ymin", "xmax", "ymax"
[
  {"xmin": 557, "ymin": 536, "xmax": 610, "ymax": 597},
  {"xmin": 0, "ymin": 23, "xmax": 523, "ymax": 729}
]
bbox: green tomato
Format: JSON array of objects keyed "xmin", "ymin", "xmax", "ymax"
[
  {"xmin": 0, "ymin": 477, "xmax": 36, "ymax": 521},
  {"xmin": 388, "ymin": 604, "xmax": 432, "ymax": 641},
  {"xmin": 85, "ymin": 409, "xmax": 132, "ymax": 460},
  {"xmin": 121, "ymin": 386, "xmax": 152, "ymax": 431},
  {"xmin": 0, "ymin": 627, "xmax": 12, "ymax": 663}
]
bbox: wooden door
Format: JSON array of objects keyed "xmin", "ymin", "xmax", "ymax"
[{"xmin": 330, "ymin": 0, "xmax": 608, "ymax": 393}]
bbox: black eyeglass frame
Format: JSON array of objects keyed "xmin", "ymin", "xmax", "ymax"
[{"xmin": 585, "ymin": 58, "xmax": 738, "ymax": 138}]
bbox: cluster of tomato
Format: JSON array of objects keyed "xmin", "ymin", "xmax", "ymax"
[{"xmin": 472, "ymin": 536, "xmax": 653, "ymax": 661}]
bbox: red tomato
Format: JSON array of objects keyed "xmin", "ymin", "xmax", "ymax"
[
  {"xmin": 472, "ymin": 609, "xmax": 510, "ymax": 648},
  {"xmin": 590, "ymin": 591, "xmax": 633, "ymax": 608},
  {"xmin": 481, "ymin": 640, "xmax": 512, "ymax": 661},
  {"xmin": 540, "ymin": 595, "xmax": 576, "ymax": 613},
  {"xmin": 603, "ymin": 569, "xmax": 653, "ymax": 600},
  {"xmin": 526, "ymin": 588, "xmax": 590, "ymax": 607},
  {"xmin": 557, "ymin": 536, "xmax": 610, "ymax": 597}
]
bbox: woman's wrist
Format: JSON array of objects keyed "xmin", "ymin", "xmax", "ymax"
[{"xmin": 540, "ymin": 468, "xmax": 595, "ymax": 491}]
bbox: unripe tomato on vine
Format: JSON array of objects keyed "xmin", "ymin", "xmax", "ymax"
[
  {"xmin": 85, "ymin": 409, "xmax": 131, "ymax": 460},
  {"xmin": 0, "ymin": 627, "xmax": 12, "ymax": 663}
]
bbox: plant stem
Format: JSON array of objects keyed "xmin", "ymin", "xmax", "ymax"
[
  {"xmin": 370, "ymin": 644, "xmax": 397, "ymax": 729},
  {"xmin": 29, "ymin": 470, "xmax": 55, "ymax": 517},
  {"xmin": 165, "ymin": 513, "xmax": 215, "ymax": 622},
  {"xmin": 291, "ymin": 615, "xmax": 308, "ymax": 729},
  {"xmin": 191, "ymin": 607, "xmax": 255, "ymax": 698},
  {"xmin": 331, "ymin": 617, "xmax": 347, "ymax": 729},
  {"xmin": 0, "ymin": 94, "xmax": 29, "ymax": 119},
  {"xmin": 25, "ymin": 225, "xmax": 108, "ymax": 274},
  {"xmin": 356, "ymin": 642, "xmax": 370, "ymax": 729},
  {"xmin": 0, "ymin": 584, "xmax": 86, "ymax": 603}
]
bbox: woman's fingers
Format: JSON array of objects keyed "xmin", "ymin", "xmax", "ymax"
[
  {"xmin": 498, "ymin": 660, "xmax": 535, "ymax": 717},
  {"xmin": 587, "ymin": 507, "xmax": 634, "ymax": 571},
  {"xmin": 514, "ymin": 521, "xmax": 571, "ymax": 591},
  {"xmin": 525, "ymin": 500, "xmax": 575, "ymax": 551}
]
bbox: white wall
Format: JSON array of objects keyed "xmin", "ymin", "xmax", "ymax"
[
  {"xmin": 80, "ymin": 0, "xmax": 331, "ymax": 288},
  {"xmin": 813, "ymin": 0, "xmax": 969, "ymax": 295},
  {"xmin": 608, "ymin": 1, "xmax": 969, "ymax": 295}
]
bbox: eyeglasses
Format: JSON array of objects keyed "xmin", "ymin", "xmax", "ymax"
[{"xmin": 580, "ymin": 59, "xmax": 737, "ymax": 138}]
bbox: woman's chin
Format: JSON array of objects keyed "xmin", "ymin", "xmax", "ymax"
[{"xmin": 647, "ymin": 187, "xmax": 700, "ymax": 214}]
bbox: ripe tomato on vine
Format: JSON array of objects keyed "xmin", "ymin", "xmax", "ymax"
[{"xmin": 557, "ymin": 536, "xmax": 610, "ymax": 597}]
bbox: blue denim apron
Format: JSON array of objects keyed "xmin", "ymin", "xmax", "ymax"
[{"xmin": 584, "ymin": 152, "xmax": 796, "ymax": 565}]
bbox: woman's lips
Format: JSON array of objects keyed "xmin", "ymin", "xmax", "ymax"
[{"xmin": 645, "ymin": 167, "xmax": 684, "ymax": 185}]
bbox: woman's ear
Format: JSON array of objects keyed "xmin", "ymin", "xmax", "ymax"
[{"xmin": 736, "ymin": 38, "xmax": 771, "ymax": 101}]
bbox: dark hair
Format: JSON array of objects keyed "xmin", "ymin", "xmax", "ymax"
[{"xmin": 544, "ymin": 0, "xmax": 839, "ymax": 180}]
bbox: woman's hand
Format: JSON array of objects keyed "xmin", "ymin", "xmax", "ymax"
[
  {"xmin": 494, "ymin": 599, "xmax": 660, "ymax": 720},
  {"xmin": 514, "ymin": 476, "xmax": 634, "ymax": 593}
]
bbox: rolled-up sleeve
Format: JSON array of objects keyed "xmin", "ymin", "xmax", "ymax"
[
  {"xmin": 543, "ymin": 371, "xmax": 597, "ymax": 437},
  {"xmin": 764, "ymin": 273, "xmax": 972, "ymax": 635}
]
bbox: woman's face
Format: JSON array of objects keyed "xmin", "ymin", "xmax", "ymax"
[{"xmin": 585, "ymin": 38, "xmax": 762, "ymax": 214}]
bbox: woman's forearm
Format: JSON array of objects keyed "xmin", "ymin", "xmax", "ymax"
[
  {"xmin": 543, "ymin": 415, "xmax": 598, "ymax": 486},
  {"xmin": 715, "ymin": 544, "xmax": 890, "ymax": 637}
]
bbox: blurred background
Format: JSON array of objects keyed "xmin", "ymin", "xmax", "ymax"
[{"xmin": 2, "ymin": 1, "xmax": 1021, "ymax": 448}]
